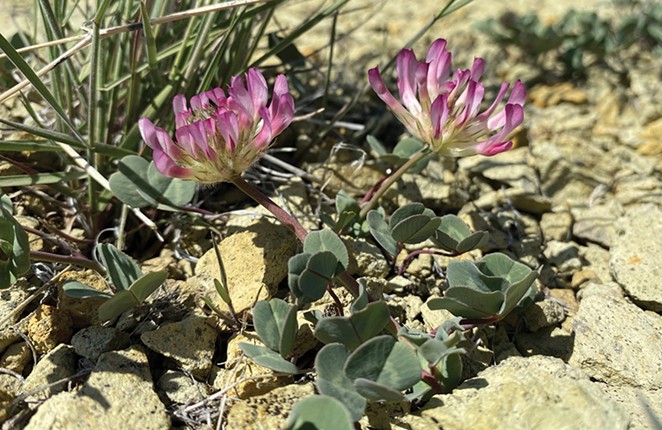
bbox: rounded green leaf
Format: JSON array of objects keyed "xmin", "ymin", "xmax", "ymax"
[
  {"xmin": 298, "ymin": 251, "xmax": 338, "ymax": 301},
  {"xmin": 314, "ymin": 301, "xmax": 390, "ymax": 351},
  {"xmin": 427, "ymin": 288, "xmax": 504, "ymax": 319},
  {"xmin": 108, "ymin": 155, "xmax": 152, "ymax": 208},
  {"xmin": 288, "ymin": 253, "xmax": 312, "ymax": 300},
  {"xmin": 238, "ymin": 342, "xmax": 298, "ymax": 374},
  {"xmin": 315, "ymin": 343, "xmax": 366, "ymax": 421},
  {"xmin": 367, "ymin": 210, "xmax": 397, "ymax": 256},
  {"xmin": 389, "ymin": 203, "xmax": 428, "ymax": 228},
  {"xmin": 146, "ymin": 162, "xmax": 196, "ymax": 208},
  {"xmin": 352, "ymin": 378, "xmax": 406, "ymax": 401},
  {"xmin": 252, "ymin": 299, "xmax": 298, "ymax": 357},
  {"xmin": 303, "ymin": 229, "xmax": 349, "ymax": 272},
  {"xmin": 344, "ymin": 335, "xmax": 421, "ymax": 398},
  {"xmin": 286, "ymin": 395, "xmax": 354, "ymax": 430},
  {"xmin": 391, "ymin": 214, "xmax": 441, "ymax": 244}
]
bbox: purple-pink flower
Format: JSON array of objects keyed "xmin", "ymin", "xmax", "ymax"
[
  {"xmin": 139, "ymin": 68, "xmax": 295, "ymax": 183},
  {"xmin": 368, "ymin": 39, "xmax": 526, "ymax": 157}
]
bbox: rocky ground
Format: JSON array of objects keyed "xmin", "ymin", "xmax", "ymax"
[{"xmin": 1, "ymin": 0, "xmax": 662, "ymax": 429}]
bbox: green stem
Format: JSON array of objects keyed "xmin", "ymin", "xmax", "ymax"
[
  {"xmin": 358, "ymin": 148, "xmax": 431, "ymax": 219},
  {"xmin": 230, "ymin": 175, "xmax": 359, "ymax": 297}
]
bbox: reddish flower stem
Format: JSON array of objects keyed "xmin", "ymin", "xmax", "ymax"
[
  {"xmin": 29, "ymin": 250, "xmax": 106, "ymax": 274},
  {"xmin": 231, "ymin": 175, "xmax": 360, "ymax": 297},
  {"xmin": 231, "ymin": 175, "xmax": 309, "ymax": 243}
]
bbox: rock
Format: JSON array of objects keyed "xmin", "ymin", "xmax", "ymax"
[
  {"xmin": 571, "ymin": 203, "xmax": 620, "ymax": 248},
  {"xmin": 547, "ymin": 288, "xmax": 579, "ymax": 314},
  {"xmin": 543, "ymin": 240, "xmax": 582, "ymax": 273},
  {"xmin": 26, "ymin": 305, "xmax": 73, "ymax": 354},
  {"xmin": 192, "ymin": 220, "xmax": 297, "ymax": 316},
  {"xmin": 141, "ymin": 312, "xmax": 217, "ymax": 380},
  {"xmin": 24, "ymin": 346, "xmax": 170, "ymax": 430},
  {"xmin": 225, "ymin": 383, "xmax": 315, "ymax": 430},
  {"xmin": 359, "ymin": 400, "xmax": 410, "ymax": 429},
  {"xmin": 614, "ymin": 176, "xmax": 662, "ymax": 207},
  {"xmin": 529, "ymin": 82, "xmax": 588, "ymax": 107},
  {"xmin": 603, "ymin": 385, "xmax": 662, "ymax": 430},
  {"xmin": 71, "ymin": 326, "xmax": 130, "ymax": 362},
  {"xmin": 57, "ymin": 269, "xmax": 110, "ymax": 328},
  {"xmin": 215, "ymin": 332, "xmax": 291, "ymax": 399},
  {"xmin": 458, "ymin": 147, "xmax": 539, "ymax": 193},
  {"xmin": 387, "ymin": 295, "xmax": 423, "ymax": 326},
  {"xmin": 515, "ymin": 318, "xmax": 574, "ymax": 361},
  {"xmin": 609, "ymin": 205, "xmax": 662, "ymax": 311},
  {"xmin": 20, "ymin": 344, "xmax": 76, "ymax": 401},
  {"xmin": 540, "ymin": 210, "xmax": 573, "ymax": 242},
  {"xmin": 344, "ymin": 236, "xmax": 389, "ymax": 278},
  {"xmin": 157, "ymin": 370, "xmax": 208, "ymax": 405},
  {"xmin": 0, "ymin": 287, "xmax": 30, "ymax": 354},
  {"xmin": 291, "ymin": 313, "xmax": 318, "ymax": 358},
  {"xmin": 570, "ymin": 268, "xmax": 600, "ymax": 289},
  {"xmin": 226, "ymin": 178, "xmax": 318, "ymax": 233},
  {"xmin": 14, "ymin": 216, "xmax": 44, "ymax": 252},
  {"xmin": 421, "ymin": 297, "xmax": 456, "ymax": 331},
  {"xmin": 413, "ymin": 356, "xmax": 629, "ymax": 429},
  {"xmin": 522, "ymin": 299, "xmax": 565, "ymax": 332},
  {"xmin": 0, "ymin": 386, "xmax": 13, "ymax": 424},
  {"xmin": 576, "ymin": 281, "xmax": 624, "ymax": 301},
  {"xmin": 578, "ymin": 243, "xmax": 612, "ymax": 284},
  {"xmin": 570, "ymin": 295, "xmax": 662, "ymax": 390},
  {"xmin": 0, "ymin": 342, "xmax": 31, "ymax": 374}
]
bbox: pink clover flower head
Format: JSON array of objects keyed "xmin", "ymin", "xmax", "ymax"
[
  {"xmin": 139, "ymin": 68, "xmax": 295, "ymax": 183},
  {"xmin": 368, "ymin": 38, "xmax": 526, "ymax": 157}
]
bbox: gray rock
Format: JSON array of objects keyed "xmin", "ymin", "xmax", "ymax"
[
  {"xmin": 387, "ymin": 295, "xmax": 423, "ymax": 326},
  {"xmin": 157, "ymin": 370, "xmax": 208, "ymax": 405},
  {"xmin": 421, "ymin": 297, "xmax": 456, "ymax": 331},
  {"xmin": 458, "ymin": 147, "xmax": 540, "ymax": 193},
  {"xmin": 578, "ymin": 243, "xmax": 613, "ymax": 284},
  {"xmin": 522, "ymin": 298, "xmax": 565, "ymax": 332},
  {"xmin": 543, "ymin": 240, "xmax": 582, "ymax": 273},
  {"xmin": 225, "ymin": 383, "xmax": 315, "ymax": 430},
  {"xmin": 0, "ymin": 287, "xmax": 30, "ymax": 354},
  {"xmin": 413, "ymin": 356, "xmax": 629, "ymax": 429},
  {"xmin": 25, "ymin": 346, "xmax": 170, "ymax": 430},
  {"xmin": 0, "ymin": 342, "xmax": 31, "ymax": 374},
  {"xmin": 576, "ymin": 281, "xmax": 624, "ymax": 301},
  {"xmin": 20, "ymin": 344, "xmax": 76, "ymax": 401},
  {"xmin": 71, "ymin": 326, "xmax": 130, "ymax": 362},
  {"xmin": 572, "ymin": 203, "xmax": 620, "ymax": 248},
  {"xmin": 603, "ymin": 385, "xmax": 662, "ymax": 430},
  {"xmin": 515, "ymin": 318, "xmax": 574, "ymax": 361},
  {"xmin": 609, "ymin": 205, "xmax": 662, "ymax": 311},
  {"xmin": 615, "ymin": 176, "xmax": 662, "ymax": 207},
  {"xmin": 192, "ymin": 219, "xmax": 297, "ymax": 316},
  {"xmin": 141, "ymin": 313, "xmax": 217, "ymax": 380},
  {"xmin": 217, "ymin": 332, "xmax": 291, "ymax": 399},
  {"xmin": 540, "ymin": 211, "xmax": 573, "ymax": 242},
  {"xmin": 570, "ymin": 295, "xmax": 662, "ymax": 390},
  {"xmin": 344, "ymin": 236, "xmax": 389, "ymax": 278}
]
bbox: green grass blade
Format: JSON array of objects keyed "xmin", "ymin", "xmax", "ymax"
[
  {"xmin": 0, "ymin": 171, "xmax": 86, "ymax": 187},
  {"xmin": 0, "ymin": 33, "xmax": 86, "ymax": 145},
  {"xmin": 140, "ymin": 0, "xmax": 160, "ymax": 82},
  {"xmin": 251, "ymin": 0, "xmax": 350, "ymax": 67}
]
